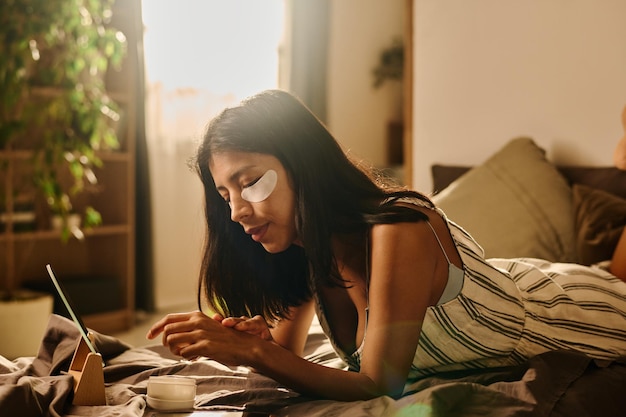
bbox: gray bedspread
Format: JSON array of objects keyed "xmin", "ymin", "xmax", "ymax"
[{"xmin": 1, "ymin": 314, "xmax": 625, "ymax": 417}]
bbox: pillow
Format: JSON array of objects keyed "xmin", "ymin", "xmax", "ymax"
[
  {"xmin": 559, "ymin": 166, "xmax": 626, "ymax": 200},
  {"xmin": 432, "ymin": 137, "xmax": 577, "ymax": 262},
  {"xmin": 573, "ymin": 184, "xmax": 626, "ymax": 265}
]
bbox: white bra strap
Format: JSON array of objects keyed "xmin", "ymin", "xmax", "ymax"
[{"xmin": 425, "ymin": 221, "xmax": 452, "ymax": 265}]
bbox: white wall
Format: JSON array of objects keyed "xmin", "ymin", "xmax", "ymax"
[
  {"xmin": 412, "ymin": 0, "xmax": 626, "ymax": 192},
  {"xmin": 327, "ymin": 0, "xmax": 405, "ymax": 167},
  {"xmin": 149, "ymin": 142, "xmax": 204, "ymax": 310}
]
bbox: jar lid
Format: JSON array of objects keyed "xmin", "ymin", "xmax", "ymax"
[{"xmin": 148, "ymin": 376, "xmax": 196, "ymax": 386}]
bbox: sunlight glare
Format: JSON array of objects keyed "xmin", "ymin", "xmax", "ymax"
[{"xmin": 142, "ymin": 0, "xmax": 284, "ymax": 97}]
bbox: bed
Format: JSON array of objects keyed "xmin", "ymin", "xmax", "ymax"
[{"xmin": 2, "ymin": 138, "xmax": 626, "ymax": 417}]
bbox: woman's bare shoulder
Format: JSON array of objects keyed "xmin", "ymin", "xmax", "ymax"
[{"xmin": 369, "ymin": 220, "xmax": 440, "ymax": 271}]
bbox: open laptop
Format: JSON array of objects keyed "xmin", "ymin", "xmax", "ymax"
[{"xmin": 45, "ymin": 264, "xmax": 98, "ymax": 355}]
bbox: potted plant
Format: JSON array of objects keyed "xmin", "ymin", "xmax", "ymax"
[
  {"xmin": 372, "ymin": 37, "xmax": 404, "ymax": 89},
  {"xmin": 0, "ymin": 0, "xmax": 126, "ymax": 241},
  {"xmin": 372, "ymin": 38, "xmax": 405, "ymax": 172},
  {"xmin": 0, "ymin": 0, "xmax": 126, "ymax": 358}
]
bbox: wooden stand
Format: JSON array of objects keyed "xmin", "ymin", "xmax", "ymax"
[{"xmin": 67, "ymin": 334, "xmax": 106, "ymax": 406}]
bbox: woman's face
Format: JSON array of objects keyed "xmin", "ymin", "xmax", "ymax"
[{"xmin": 209, "ymin": 151, "xmax": 300, "ymax": 253}]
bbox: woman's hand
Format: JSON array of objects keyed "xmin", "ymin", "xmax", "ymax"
[
  {"xmin": 214, "ymin": 314, "xmax": 274, "ymax": 342},
  {"xmin": 146, "ymin": 311, "xmax": 264, "ymax": 365}
]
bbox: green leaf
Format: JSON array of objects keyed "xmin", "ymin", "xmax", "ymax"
[
  {"xmin": 1, "ymin": 0, "xmax": 125, "ymax": 242},
  {"xmin": 84, "ymin": 206, "xmax": 102, "ymax": 228}
]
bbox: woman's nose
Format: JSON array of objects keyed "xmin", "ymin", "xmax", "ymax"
[{"xmin": 229, "ymin": 195, "xmax": 252, "ymax": 222}]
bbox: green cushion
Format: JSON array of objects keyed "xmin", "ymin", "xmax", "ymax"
[{"xmin": 433, "ymin": 137, "xmax": 576, "ymax": 262}]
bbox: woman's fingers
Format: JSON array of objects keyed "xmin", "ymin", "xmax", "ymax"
[
  {"xmin": 225, "ymin": 315, "xmax": 273, "ymax": 341},
  {"xmin": 146, "ymin": 310, "xmax": 214, "ymax": 339},
  {"xmin": 221, "ymin": 315, "xmax": 256, "ymax": 330},
  {"xmin": 146, "ymin": 311, "xmax": 196, "ymax": 339},
  {"xmin": 165, "ymin": 323, "xmax": 254, "ymax": 364},
  {"xmin": 146, "ymin": 311, "xmax": 270, "ymax": 364},
  {"xmin": 147, "ymin": 311, "xmax": 272, "ymax": 365},
  {"xmin": 153, "ymin": 312, "xmax": 223, "ymax": 356},
  {"xmin": 221, "ymin": 316, "xmax": 245, "ymax": 328}
]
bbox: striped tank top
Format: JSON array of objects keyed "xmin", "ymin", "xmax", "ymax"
[{"xmin": 315, "ymin": 208, "xmax": 626, "ymax": 382}]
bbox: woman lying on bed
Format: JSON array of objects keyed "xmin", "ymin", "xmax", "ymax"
[{"xmin": 147, "ymin": 90, "xmax": 626, "ymax": 402}]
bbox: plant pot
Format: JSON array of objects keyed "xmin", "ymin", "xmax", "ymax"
[
  {"xmin": 51, "ymin": 213, "xmax": 81, "ymax": 231},
  {"xmin": 0, "ymin": 290, "xmax": 54, "ymax": 359},
  {"xmin": 51, "ymin": 213, "xmax": 85, "ymax": 240}
]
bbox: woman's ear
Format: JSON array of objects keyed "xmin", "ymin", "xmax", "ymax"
[{"xmin": 613, "ymin": 105, "xmax": 626, "ymax": 170}]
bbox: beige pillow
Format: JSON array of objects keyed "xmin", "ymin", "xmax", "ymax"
[{"xmin": 432, "ymin": 137, "xmax": 576, "ymax": 262}]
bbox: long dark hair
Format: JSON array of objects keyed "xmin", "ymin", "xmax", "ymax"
[{"xmin": 194, "ymin": 90, "xmax": 433, "ymax": 321}]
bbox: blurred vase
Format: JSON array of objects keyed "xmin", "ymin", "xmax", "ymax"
[{"xmin": 0, "ymin": 290, "xmax": 53, "ymax": 359}]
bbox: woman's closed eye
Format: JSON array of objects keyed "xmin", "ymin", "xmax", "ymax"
[
  {"xmin": 241, "ymin": 169, "xmax": 277, "ymax": 203},
  {"xmin": 219, "ymin": 169, "xmax": 278, "ymax": 207},
  {"xmin": 243, "ymin": 176, "xmax": 262, "ymax": 189},
  {"xmin": 223, "ymin": 178, "xmax": 258, "ymax": 208},
  {"xmin": 220, "ymin": 177, "xmax": 261, "ymax": 206}
]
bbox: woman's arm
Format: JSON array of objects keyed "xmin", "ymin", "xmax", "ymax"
[
  {"xmin": 270, "ymin": 299, "xmax": 316, "ymax": 356},
  {"xmin": 613, "ymin": 105, "xmax": 626, "ymax": 170},
  {"xmin": 147, "ymin": 222, "xmax": 440, "ymax": 400},
  {"xmin": 358, "ymin": 221, "xmax": 441, "ymax": 397},
  {"xmin": 614, "ymin": 139, "xmax": 626, "ymax": 170},
  {"xmin": 258, "ymin": 221, "xmax": 443, "ymax": 400},
  {"xmin": 611, "ymin": 106, "xmax": 626, "ymax": 280},
  {"xmin": 147, "ymin": 310, "xmax": 381, "ymax": 400},
  {"xmin": 249, "ymin": 336, "xmax": 381, "ymax": 400},
  {"xmin": 610, "ymin": 227, "xmax": 626, "ymax": 282},
  {"xmin": 217, "ymin": 300, "xmax": 315, "ymax": 355}
]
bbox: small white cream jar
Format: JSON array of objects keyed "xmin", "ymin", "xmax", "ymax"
[{"xmin": 147, "ymin": 375, "xmax": 196, "ymax": 411}]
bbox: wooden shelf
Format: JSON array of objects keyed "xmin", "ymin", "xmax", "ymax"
[
  {"xmin": 0, "ymin": 224, "xmax": 130, "ymax": 243},
  {"xmin": 0, "ymin": 150, "xmax": 131, "ymax": 161},
  {"xmin": 0, "ymin": 0, "xmax": 140, "ymax": 334},
  {"xmin": 0, "ymin": 150, "xmax": 34, "ymax": 160}
]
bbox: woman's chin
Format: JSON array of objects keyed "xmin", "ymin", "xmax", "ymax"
[{"xmin": 260, "ymin": 241, "xmax": 291, "ymax": 254}]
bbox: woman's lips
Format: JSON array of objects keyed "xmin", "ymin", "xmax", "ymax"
[{"xmin": 246, "ymin": 224, "xmax": 268, "ymax": 242}]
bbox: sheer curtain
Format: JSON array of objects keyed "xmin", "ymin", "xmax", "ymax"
[
  {"xmin": 282, "ymin": 0, "xmax": 329, "ymax": 122},
  {"xmin": 143, "ymin": 1, "xmax": 285, "ymax": 153},
  {"xmin": 142, "ymin": 0, "xmax": 285, "ymax": 309}
]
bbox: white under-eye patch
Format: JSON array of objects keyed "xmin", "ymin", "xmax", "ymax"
[{"xmin": 241, "ymin": 169, "xmax": 278, "ymax": 203}]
